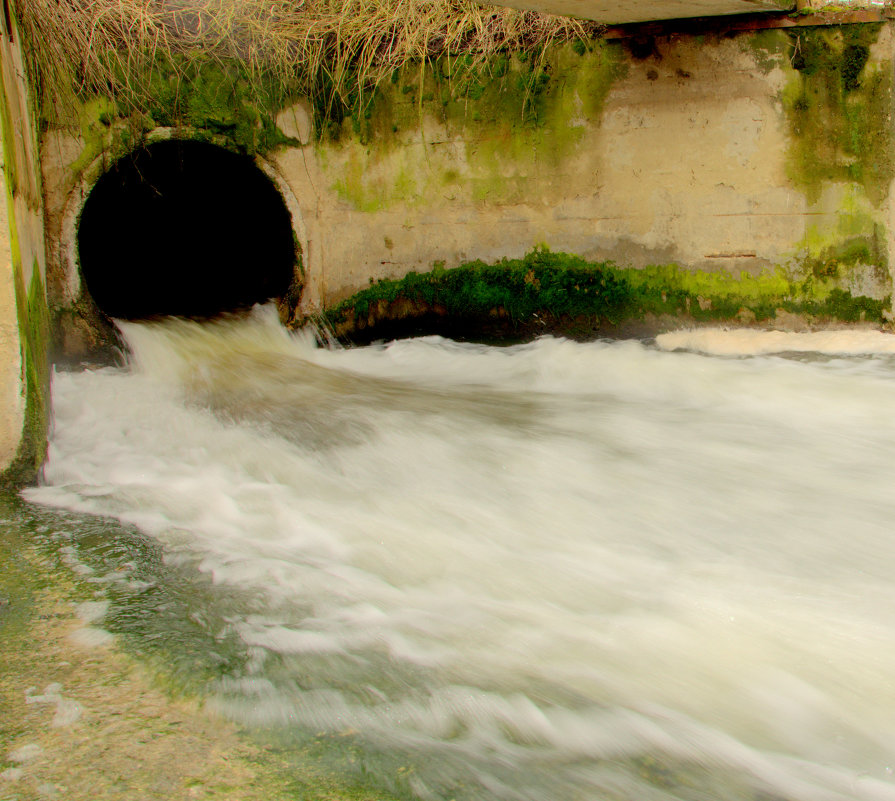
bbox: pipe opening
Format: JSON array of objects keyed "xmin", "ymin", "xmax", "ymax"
[{"xmin": 77, "ymin": 139, "xmax": 296, "ymax": 320}]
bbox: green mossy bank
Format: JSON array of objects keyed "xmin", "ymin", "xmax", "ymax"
[{"xmin": 324, "ymin": 249, "xmax": 890, "ymax": 343}]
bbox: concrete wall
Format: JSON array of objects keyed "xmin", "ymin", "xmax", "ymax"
[
  {"xmin": 35, "ymin": 18, "xmax": 895, "ymax": 354},
  {"xmin": 0, "ymin": 142, "xmax": 20, "ymax": 473},
  {"xmin": 0, "ymin": 9, "xmax": 50, "ymax": 485},
  {"xmin": 273, "ymin": 22, "xmax": 894, "ymax": 314}
]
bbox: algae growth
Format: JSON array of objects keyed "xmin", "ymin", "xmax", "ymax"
[
  {"xmin": 0, "ymin": 4, "xmax": 50, "ymax": 491},
  {"xmin": 782, "ymin": 23, "xmax": 894, "ymax": 206},
  {"xmin": 3, "ymin": 264, "xmax": 50, "ymax": 489},
  {"xmin": 142, "ymin": 55, "xmax": 297, "ymax": 156},
  {"xmin": 321, "ymin": 39, "xmax": 624, "ymax": 210},
  {"xmin": 0, "ymin": 492, "xmax": 403, "ymax": 801},
  {"xmin": 0, "ymin": 176, "xmax": 49, "ymax": 491},
  {"xmin": 60, "ymin": 53, "xmax": 300, "ymax": 187}
]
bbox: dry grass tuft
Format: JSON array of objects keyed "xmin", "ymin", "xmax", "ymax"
[{"xmin": 15, "ymin": 0, "xmax": 600, "ymax": 121}]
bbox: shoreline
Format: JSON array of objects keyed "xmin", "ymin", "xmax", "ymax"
[
  {"xmin": 0, "ymin": 521, "xmax": 289, "ymax": 801},
  {"xmin": 0, "ymin": 495, "xmax": 394, "ymax": 801}
]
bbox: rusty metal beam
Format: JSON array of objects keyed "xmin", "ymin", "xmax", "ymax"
[{"xmin": 602, "ymin": 6, "xmax": 893, "ymax": 38}]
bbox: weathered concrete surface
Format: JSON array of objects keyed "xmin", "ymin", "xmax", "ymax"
[
  {"xmin": 253, "ymin": 23, "xmax": 892, "ymax": 315},
  {"xmin": 0, "ymin": 9, "xmax": 50, "ymax": 484},
  {"xmin": 0, "ymin": 162, "xmax": 20, "ymax": 470},
  {"xmin": 481, "ymin": 0, "xmax": 792, "ymax": 24}
]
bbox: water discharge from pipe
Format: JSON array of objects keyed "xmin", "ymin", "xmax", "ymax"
[{"xmin": 24, "ymin": 307, "xmax": 895, "ymax": 800}]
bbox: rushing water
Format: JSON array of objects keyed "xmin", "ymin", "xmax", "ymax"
[{"xmin": 19, "ymin": 306, "xmax": 895, "ymax": 801}]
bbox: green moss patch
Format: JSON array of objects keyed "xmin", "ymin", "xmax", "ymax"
[
  {"xmin": 0, "ymin": 96, "xmax": 49, "ymax": 489},
  {"xmin": 66, "ymin": 97, "xmax": 123, "ymax": 181},
  {"xmin": 780, "ymin": 185, "xmax": 892, "ymax": 302},
  {"xmin": 321, "ymin": 39, "xmax": 623, "ymax": 209},
  {"xmin": 0, "ymin": 84, "xmax": 19, "ymax": 196},
  {"xmin": 783, "ymin": 24, "xmax": 894, "ymax": 206},
  {"xmin": 743, "ymin": 28, "xmax": 791, "ymax": 74},
  {"xmin": 63, "ymin": 54, "xmax": 299, "ymax": 184},
  {"xmin": 143, "ymin": 55, "xmax": 294, "ymax": 155},
  {"xmin": 308, "ymin": 38, "xmax": 619, "ymax": 148},
  {"xmin": 1, "ymin": 261, "xmax": 50, "ymax": 490},
  {"xmin": 322, "ymin": 248, "xmax": 890, "ymax": 343},
  {"xmin": 794, "ymin": 225, "xmax": 888, "ymax": 286}
]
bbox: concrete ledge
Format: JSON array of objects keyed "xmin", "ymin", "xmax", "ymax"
[{"xmin": 479, "ymin": 0, "xmax": 793, "ymax": 24}]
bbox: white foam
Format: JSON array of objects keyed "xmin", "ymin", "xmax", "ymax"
[
  {"xmin": 75, "ymin": 600, "xmax": 109, "ymax": 624},
  {"xmin": 25, "ymin": 684, "xmax": 84, "ymax": 728},
  {"xmin": 25, "ymin": 309, "xmax": 895, "ymax": 799},
  {"xmin": 657, "ymin": 327, "xmax": 895, "ymax": 356},
  {"xmin": 69, "ymin": 627, "xmax": 114, "ymax": 648},
  {"xmin": 7, "ymin": 744, "xmax": 43, "ymax": 763},
  {"xmin": 51, "ymin": 698, "xmax": 83, "ymax": 728}
]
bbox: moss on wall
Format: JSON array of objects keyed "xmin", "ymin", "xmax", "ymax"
[
  {"xmin": 740, "ymin": 23, "xmax": 893, "ymax": 303},
  {"xmin": 320, "ymin": 39, "xmax": 624, "ymax": 210},
  {"xmin": 0, "ymin": 259, "xmax": 49, "ymax": 489},
  {"xmin": 785, "ymin": 186, "xmax": 889, "ymax": 292},
  {"xmin": 67, "ymin": 97, "xmax": 122, "ymax": 181},
  {"xmin": 782, "ymin": 23, "xmax": 894, "ymax": 206},
  {"xmin": 742, "ymin": 28, "xmax": 791, "ymax": 73},
  {"xmin": 0, "ymin": 82, "xmax": 18, "ymax": 196},
  {"xmin": 768, "ymin": 181, "xmax": 893, "ymax": 312},
  {"xmin": 61, "ymin": 54, "xmax": 300, "ymax": 186},
  {"xmin": 323, "ymin": 248, "xmax": 890, "ymax": 342},
  {"xmin": 1, "ymin": 147, "xmax": 48, "ymax": 491},
  {"xmin": 142, "ymin": 55, "xmax": 296, "ymax": 155},
  {"xmin": 0, "ymin": 32, "xmax": 50, "ymax": 489}
]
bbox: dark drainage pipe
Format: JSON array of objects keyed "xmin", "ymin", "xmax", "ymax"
[{"xmin": 77, "ymin": 139, "xmax": 296, "ymax": 320}]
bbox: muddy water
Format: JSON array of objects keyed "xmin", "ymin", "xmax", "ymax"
[{"xmin": 18, "ymin": 307, "xmax": 895, "ymax": 800}]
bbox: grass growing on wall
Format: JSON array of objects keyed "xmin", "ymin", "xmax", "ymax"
[
  {"xmin": 17, "ymin": 0, "xmax": 598, "ymax": 134},
  {"xmin": 142, "ymin": 54, "xmax": 295, "ymax": 155},
  {"xmin": 323, "ymin": 248, "xmax": 891, "ymax": 341}
]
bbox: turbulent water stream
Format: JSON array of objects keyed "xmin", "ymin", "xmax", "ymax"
[{"xmin": 18, "ymin": 306, "xmax": 895, "ymax": 800}]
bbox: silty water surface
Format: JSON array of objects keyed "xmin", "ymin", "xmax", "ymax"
[{"xmin": 22, "ymin": 307, "xmax": 895, "ymax": 800}]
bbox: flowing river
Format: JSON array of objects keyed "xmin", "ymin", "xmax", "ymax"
[{"xmin": 16, "ymin": 306, "xmax": 895, "ymax": 800}]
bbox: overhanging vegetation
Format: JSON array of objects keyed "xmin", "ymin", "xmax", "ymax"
[{"xmin": 16, "ymin": 0, "xmax": 599, "ymax": 125}]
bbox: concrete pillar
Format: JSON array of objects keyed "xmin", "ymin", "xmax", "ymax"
[
  {"xmin": 0, "ymin": 160, "xmax": 22, "ymax": 475},
  {"xmin": 0, "ymin": 8, "xmax": 49, "ymax": 487}
]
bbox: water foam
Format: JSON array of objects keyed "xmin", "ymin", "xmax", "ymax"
[
  {"xmin": 656, "ymin": 327, "xmax": 895, "ymax": 356},
  {"xmin": 25, "ymin": 308, "xmax": 895, "ymax": 800}
]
